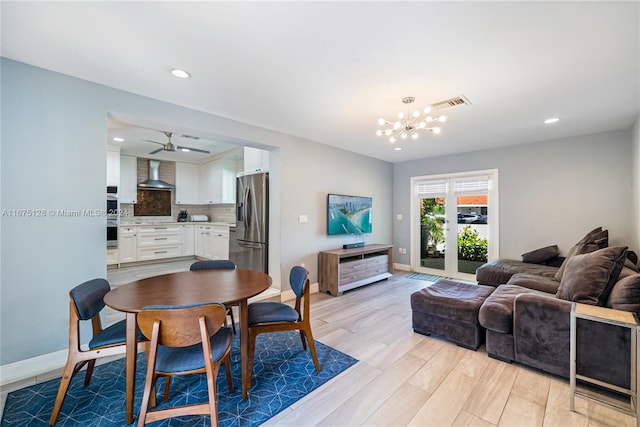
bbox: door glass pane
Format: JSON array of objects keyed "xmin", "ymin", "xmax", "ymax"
[
  {"xmin": 456, "ymin": 194, "xmax": 488, "ymax": 274},
  {"xmin": 420, "ymin": 197, "xmax": 446, "ymax": 271}
]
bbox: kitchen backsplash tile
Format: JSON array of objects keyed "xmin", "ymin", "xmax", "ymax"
[{"xmin": 120, "ymin": 202, "xmax": 234, "ymax": 223}]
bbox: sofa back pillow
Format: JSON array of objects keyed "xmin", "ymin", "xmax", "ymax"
[
  {"xmin": 556, "ymin": 246, "xmax": 628, "ymax": 306},
  {"xmin": 521, "ymin": 245, "xmax": 560, "ymax": 264},
  {"xmin": 606, "ymin": 273, "xmax": 640, "ymax": 314}
]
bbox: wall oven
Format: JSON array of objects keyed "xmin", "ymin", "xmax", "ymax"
[{"xmin": 107, "ymin": 186, "xmax": 118, "ymax": 248}]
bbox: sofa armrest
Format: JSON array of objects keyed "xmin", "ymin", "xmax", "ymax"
[
  {"xmin": 514, "ymin": 294, "xmax": 632, "ymax": 387},
  {"xmin": 513, "ymin": 293, "xmax": 572, "ymax": 378}
]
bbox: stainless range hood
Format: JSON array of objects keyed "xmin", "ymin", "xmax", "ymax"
[{"xmin": 138, "ymin": 159, "xmax": 174, "ymax": 189}]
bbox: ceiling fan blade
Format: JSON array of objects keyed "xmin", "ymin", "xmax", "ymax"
[
  {"xmin": 143, "ymin": 139, "xmax": 165, "ymax": 146},
  {"xmin": 148, "ymin": 148, "xmax": 163, "ymax": 155},
  {"xmin": 177, "ymin": 145, "xmax": 210, "ymax": 154}
]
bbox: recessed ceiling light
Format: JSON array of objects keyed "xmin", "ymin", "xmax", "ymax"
[
  {"xmin": 171, "ymin": 68, "xmax": 191, "ymax": 79},
  {"xmin": 544, "ymin": 117, "xmax": 560, "ymax": 124},
  {"xmin": 181, "ymin": 148, "xmax": 190, "ymax": 152},
  {"xmin": 113, "ymin": 137, "xmax": 124, "ymax": 142},
  {"xmin": 394, "ymin": 147, "xmax": 402, "ymax": 151}
]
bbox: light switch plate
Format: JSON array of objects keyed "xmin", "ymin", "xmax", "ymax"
[
  {"xmin": 396, "ymin": 214, "xmax": 403, "ymax": 220},
  {"xmin": 299, "ymin": 215, "xmax": 308, "ymax": 223}
]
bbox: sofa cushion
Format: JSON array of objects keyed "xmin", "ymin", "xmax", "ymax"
[
  {"xmin": 479, "ymin": 284, "xmax": 549, "ymax": 334},
  {"xmin": 476, "ymin": 259, "xmax": 559, "ymax": 287},
  {"xmin": 522, "ymin": 245, "xmax": 559, "ymax": 264},
  {"xmin": 606, "ymin": 273, "xmax": 640, "ymax": 314},
  {"xmin": 554, "ymin": 228, "xmax": 606, "ymax": 281},
  {"xmin": 556, "ymin": 246, "xmax": 628, "ymax": 305},
  {"xmin": 506, "ymin": 273, "xmax": 560, "ymax": 294}
]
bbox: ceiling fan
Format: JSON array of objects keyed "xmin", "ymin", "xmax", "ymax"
[{"xmin": 144, "ymin": 131, "xmax": 210, "ymax": 155}]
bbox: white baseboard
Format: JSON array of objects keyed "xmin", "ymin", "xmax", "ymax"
[
  {"xmin": 280, "ymin": 282, "xmax": 319, "ymax": 301},
  {"xmin": 394, "ymin": 263, "xmax": 411, "ymax": 271},
  {"xmin": 1, "ymin": 349, "xmax": 68, "ymax": 387}
]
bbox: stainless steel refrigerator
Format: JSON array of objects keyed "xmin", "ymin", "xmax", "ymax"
[{"xmin": 230, "ymin": 172, "xmax": 268, "ymax": 273}]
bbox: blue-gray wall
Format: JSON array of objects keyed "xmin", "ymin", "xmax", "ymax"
[
  {"xmin": 0, "ymin": 59, "xmax": 393, "ymax": 364},
  {"xmin": 393, "ymin": 130, "xmax": 635, "ymax": 264}
]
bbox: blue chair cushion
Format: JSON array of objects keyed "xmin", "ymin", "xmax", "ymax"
[
  {"xmin": 248, "ymin": 302, "xmax": 299, "ymax": 325},
  {"xmin": 155, "ymin": 327, "xmax": 232, "ymax": 373},
  {"xmin": 88, "ymin": 319, "xmax": 145, "ymax": 349}
]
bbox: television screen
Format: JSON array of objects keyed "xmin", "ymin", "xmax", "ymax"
[{"xmin": 327, "ymin": 194, "xmax": 372, "ymax": 235}]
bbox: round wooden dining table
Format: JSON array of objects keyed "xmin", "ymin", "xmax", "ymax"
[{"xmin": 104, "ymin": 268, "xmax": 272, "ymax": 424}]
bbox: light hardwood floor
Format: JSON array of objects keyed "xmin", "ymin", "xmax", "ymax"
[{"xmin": 1, "ymin": 262, "xmax": 634, "ymax": 426}]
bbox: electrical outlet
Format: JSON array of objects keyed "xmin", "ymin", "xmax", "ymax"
[{"xmin": 299, "ymin": 215, "xmax": 308, "ymax": 223}]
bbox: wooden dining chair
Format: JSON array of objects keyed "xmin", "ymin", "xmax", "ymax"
[
  {"xmin": 136, "ymin": 302, "xmax": 234, "ymax": 426},
  {"xmin": 49, "ymin": 278, "xmax": 147, "ymax": 425},
  {"xmin": 246, "ymin": 266, "xmax": 321, "ymax": 387},
  {"xmin": 190, "ymin": 260, "xmax": 238, "ymax": 334}
]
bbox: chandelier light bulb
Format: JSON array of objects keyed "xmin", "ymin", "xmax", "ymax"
[
  {"xmin": 424, "ymin": 106, "xmax": 431, "ymax": 114},
  {"xmin": 401, "ymin": 132, "xmax": 408, "ymax": 139},
  {"xmin": 397, "ymin": 112, "xmax": 404, "ymax": 119},
  {"xmin": 412, "ymin": 110, "xmax": 420, "ymax": 118},
  {"xmin": 378, "ymin": 118, "xmax": 386, "ymax": 126},
  {"xmin": 412, "ymin": 132, "xmax": 419, "ymax": 140},
  {"xmin": 393, "ymin": 122, "xmax": 401, "ymax": 130},
  {"xmin": 385, "ymin": 129, "xmax": 392, "ymax": 136},
  {"xmin": 439, "ymin": 115, "xmax": 447, "ymax": 122},
  {"xmin": 419, "ymin": 121, "xmax": 426, "ymax": 128},
  {"xmin": 433, "ymin": 127, "xmax": 441, "ymax": 134},
  {"xmin": 390, "ymin": 136, "xmax": 397, "ymax": 143},
  {"xmin": 376, "ymin": 129, "xmax": 383, "ymax": 136},
  {"xmin": 426, "ymin": 116, "xmax": 433, "ymax": 122}
]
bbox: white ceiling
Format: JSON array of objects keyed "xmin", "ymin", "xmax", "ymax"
[{"xmin": 2, "ymin": 2, "xmax": 638, "ymax": 163}]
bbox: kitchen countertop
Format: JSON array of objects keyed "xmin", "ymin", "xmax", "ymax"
[{"xmin": 120, "ymin": 221, "xmax": 235, "ymax": 227}]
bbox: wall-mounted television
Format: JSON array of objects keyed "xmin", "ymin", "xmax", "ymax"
[{"xmin": 327, "ymin": 194, "xmax": 372, "ymax": 235}]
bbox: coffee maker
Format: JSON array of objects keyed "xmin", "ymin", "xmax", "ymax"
[{"xmin": 178, "ymin": 210, "xmax": 188, "ymax": 222}]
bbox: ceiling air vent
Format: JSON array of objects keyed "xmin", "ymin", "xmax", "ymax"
[{"xmin": 431, "ymin": 95, "xmax": 472, "ymax": 111}]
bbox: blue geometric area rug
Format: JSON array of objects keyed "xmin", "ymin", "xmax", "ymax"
[{"xmin": 1, "ymin": 331, "xmax": 357, "ymax": 427}]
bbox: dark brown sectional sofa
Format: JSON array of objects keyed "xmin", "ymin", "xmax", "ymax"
[{"xmin": 474, "ymin": 227, "xmax": 640, "ymax": 389}]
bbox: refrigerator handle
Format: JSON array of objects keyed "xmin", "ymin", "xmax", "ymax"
[{"xmin": 244, "ymin": 185, "xmax": 251, "ymax": 230}]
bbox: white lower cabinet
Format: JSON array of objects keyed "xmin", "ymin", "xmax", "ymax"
[
  {"xmin": 119, "ymin": 227, "xmax": 138, "ymax": 263},
  {"xmin": 137, "ymin": 225, "xmax": 182, "ymax": 261},
  {"xmin": 116, "ymin": 223, "xmax": 228, "ymax": 264},
  {"xmin": 181, "ymin": 224, "xmax": 195, "ymax": 256},
  {"xmin": 137, "ymin": 245, "xmax": 183, "ymax": 261},
  {"xmin": 211, "ymin": 227, "xmax": 229, "ymax": 260},
  {"xmin": 195, "ymin": 225, "xmax": 229, "ymax": 260}
]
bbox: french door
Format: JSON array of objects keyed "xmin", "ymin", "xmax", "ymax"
[{"xmin": 411, "ymin": 170, "xmax": 499, "ymax": 281}]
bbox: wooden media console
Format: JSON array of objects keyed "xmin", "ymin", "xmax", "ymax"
[{"xmin": 318, "ymin": 244, "xmax": 394, "ymax": 296}]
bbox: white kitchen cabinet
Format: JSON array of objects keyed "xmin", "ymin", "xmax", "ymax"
[
  {"xmin": 119, "ymin": 226, "xmax": 138, "ymax": 263},
  {"xmin": 195, "ymin": 225, "xmax": 213, "ymax": 259},
  {"xmin": 195, "ymin": 224, "xmax": 229, "ymax": 260},
  {"xmin": 119, "ymin": 155, "xmax": 138, "ymax": 204},
  {"xmin": 210, "ymin": 226, "xmax": 230, "ymax": 260},
  {"xmin": 181, "ymin": 224, "xmax": 195, "ymax": 256},
  {"xmin": 175, "ymin": 162, "xmax": 200, "ymax": 205},
  {"xmin": 200, "ymin": 159, "xmax": 236, "ymax": 204},
  {"xmin": 136, "ymin": 225, "xmax": 183, "ymax": 261},
  {"xmin": 106, "ymin": 148, "xmax": 120, "ymax": 186},
  {"xmin": 242, "ymin": 147, "xmax": 269, "ymax": 175}
]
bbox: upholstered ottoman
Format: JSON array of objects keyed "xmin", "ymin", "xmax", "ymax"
[{"xmin": 411, "ymin": 279, "xmax": 495, "ymax": 349}]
